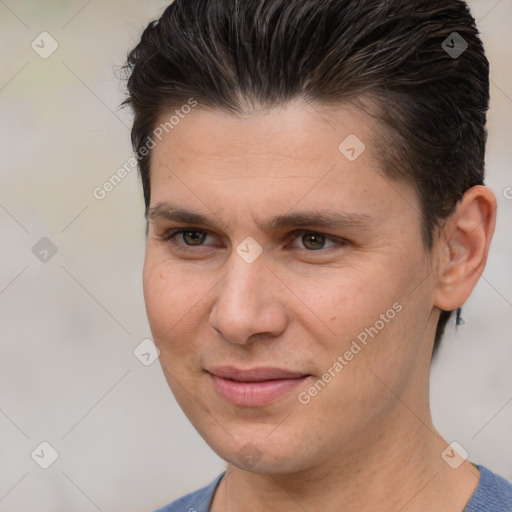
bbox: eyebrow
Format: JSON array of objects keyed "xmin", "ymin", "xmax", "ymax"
[{"xmin": 146, "ymin": 203, "xmax": 374, "ymax": 233}]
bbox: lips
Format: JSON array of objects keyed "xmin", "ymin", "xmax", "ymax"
[
  {"xmin": 207, "ymin": 366, "xmax": 310, "ymax": 407},
  {"xmin": 209, "ymin": 366, "xmax": 308, "ymax": 382}
]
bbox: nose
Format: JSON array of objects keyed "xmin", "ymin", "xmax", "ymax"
[{"xmin": 209, "ymin": 250, "xmax": 288, "ymax": 345}]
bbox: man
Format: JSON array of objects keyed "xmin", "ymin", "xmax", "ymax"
[{"xmin": 121, "ymin": 0, "xmax": 512, "ymax": 510}]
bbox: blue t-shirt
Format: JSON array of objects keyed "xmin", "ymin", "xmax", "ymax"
[{"xmin": 153, "ymin": 464, "xmax": 512, "ymax": 512}]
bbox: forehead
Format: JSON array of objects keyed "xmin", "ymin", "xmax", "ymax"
[
  {"xmin": 151, "ymin": 100, "xmax": 373, "ymax": 172},
  {"xmin": 148, "ymin": 100, "xmax": 420, "ymax": 226}
]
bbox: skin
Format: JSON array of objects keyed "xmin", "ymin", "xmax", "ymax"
[{"xmin": 143, "ymin": 99, "xmax": 496, "ymax": 512}]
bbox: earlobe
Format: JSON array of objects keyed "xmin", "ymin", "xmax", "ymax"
[{"xmin": 433, "ymin": 185, "xmax": 497, "ymax": 311}]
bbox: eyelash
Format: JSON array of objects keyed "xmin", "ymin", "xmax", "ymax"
[{"xmin": 158, "ymin": 228, "xmax": 346, "ymax": 254}]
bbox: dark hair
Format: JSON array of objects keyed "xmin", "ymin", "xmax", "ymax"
[{"xmin": 120, "ymin": 0, "xmax": 489, "ymax": 357}]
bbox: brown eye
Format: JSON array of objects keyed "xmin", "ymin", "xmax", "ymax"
[
  {"xmin": 181, "ymin": 230, "xmax": 207, "ymax": 245},
  {"xmin": 289, "ymin": 231, "xmax": 339, "ymax": 251},
  {"xmin": 301, "ymin": 233, "xmax": 327, "ymax": 250}
]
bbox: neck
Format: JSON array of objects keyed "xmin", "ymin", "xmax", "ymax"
[{"xmin": 211, "ymin": 401, "xmax": 480, "ymax": 512}]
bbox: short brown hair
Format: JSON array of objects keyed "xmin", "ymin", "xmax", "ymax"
[{"xmin": 121, "ymin": 0, "xmax": 490, "ymax": 356}]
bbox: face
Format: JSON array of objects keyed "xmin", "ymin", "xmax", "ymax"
[{"xmin": 143, "ymin": 100, "xmax": 439, "ymax": 474}]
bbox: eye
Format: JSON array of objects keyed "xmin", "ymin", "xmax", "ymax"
[
  {"xmin": 160, "ymin": 228, "xmax": 213, "ymax": 247},
  {"xmin": 288, "ymin": 231, "xmax": 341, "ymax": 251},
  {"xmin": 159, "ymin": 228, "xmax": 346, "ymax": 253}
]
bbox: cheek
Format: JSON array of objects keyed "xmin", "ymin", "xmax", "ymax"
[
  {"xmin": 143, "ymin": 260, "xmax": 172, "ymax": 337},
  {"xmin": 142, "ymin": 255, "xmax": 217, "ymax": 367},
  {"xmin": 304, "ymin": 256, "xmax": 427, "ymax": 381},
  {"xmin": 143, "ymin": 258, "xmax": 193, "ymax": 351},
  {"xmin": 305, "ymin": 269, "xmax": 398, "ymax": 346}
]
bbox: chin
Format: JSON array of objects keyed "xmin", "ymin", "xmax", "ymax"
[{"xmin": 198, "ymin": 426, "xmax": 318, "ymax": 474}]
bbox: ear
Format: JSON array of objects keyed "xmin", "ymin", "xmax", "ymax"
[{"xmin": 433, "ymin": 185, "xmax": 497, "ymax": 311}]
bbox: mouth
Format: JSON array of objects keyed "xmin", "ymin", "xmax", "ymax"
[{"xmin": 207, "ymin": 366, "xmax": 311, "ymax": 407}]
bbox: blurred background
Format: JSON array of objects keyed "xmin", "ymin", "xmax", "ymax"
[{"xmin": 0, "ymin": 1, "xmax": 511, "ymax": 511}]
